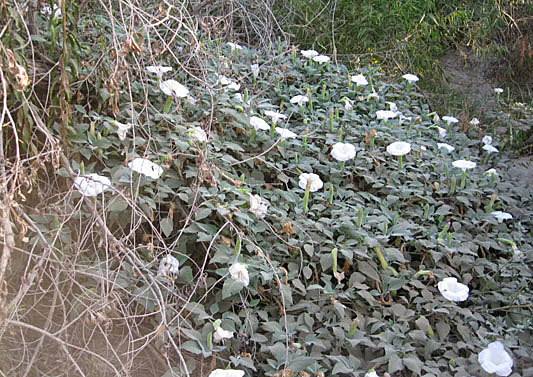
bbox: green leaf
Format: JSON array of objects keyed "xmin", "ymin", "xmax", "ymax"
[
  {"xmin": 403, "ymin": 356, "xmax": 422, "ymax": 375},
  {"xmin": 288, "ymin": 356, "xmax": 315, "ymax": 372},
  {"xmin": 160, "ymin": 217, "xmax": 173, "ymax": 237},
  {"xmin": 222, "ymin": 278, "xmax": 244, "ymax": 299},
  {"xmin": 179, "ymin": 266, "xmax": 194, "ymax": 283},
  {"xmin": 181, "ymin": 340, "xmax": 202, "ymax": 355},
  {"xmin": 388, "ymin": 354, "xmax": 403, "ymax": 374},
  {"xmin": 195, "ymin": 207, "xmax": 212, "ymax": 221},
  {"xmin": 358, "ymin": 261, "xmax": 380, "ymax": 282},
  {"xmin": 230, "ymin": 355, "xmax": 257, "ymax": 371},
  {"xmin": 436, "ymin": 321, "xmax": 450, "ymax": 340}
]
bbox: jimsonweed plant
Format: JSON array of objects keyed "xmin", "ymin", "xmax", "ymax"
[{"xmin": 7, "ymin": 13, "xmax": 531, "ymax": 376}]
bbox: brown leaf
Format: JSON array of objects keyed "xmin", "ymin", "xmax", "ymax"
[{"xmin": 282, "ymin": 221, "xmax": 293, "ymax": 234}]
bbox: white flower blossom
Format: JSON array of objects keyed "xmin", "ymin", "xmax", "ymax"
[
  {"xmin": 249, "ymin": 194, "xmax": 268, "ymax": 218},
  {"xmin": 251, "ymin": 63, "xmax": 259, "ymax": 78},
  {"xmin": 437, "ymin": 143, "xmax": 455, "ymax": 153},
  {"xmin": 40, "ymin": 5, "xmax": 52, "ymax": 15},
  {"xmin": 351, "ymin": 74, "xmax": 368, "ymax": 86},
  {"xmin": 491, "ymin": 211, "xmax": 513, "ymax": 223},
  {"xmin": 437, "ymin": 277, "xmax": 469, "ymax": 302},
  {"xmin": 437, "ymin": 126, "xmax": 447, "ymax": 138},
  {"xmin": 128, "ymin": 158, "xmax": 164, "ymax": 179},
  {"xmin": 227, "ymin": 42, "xmax": 243, "ymax": 51},
  {"xmin": 250, "ymin": 116, "xmax": 270, "ymax": 131},
  {"xmin": 494, "ymin": 87, "xmax": 504, "ymax": 94},
  {"xmin": 442, "ymin": 116, "xmax": 459, "ymax": 125},
  {"xmin": 511, "ymin": 244, "xmax": 522, "ymax": 256},
  {"xmin": 160, "ymin": 79, "xmax": 189, "ymax": 97},
  {"xmin": 486, "ymin": 168, "xmax": 498, "ymax": 176},
  {"xmin": 298, "ymin": 173, "xmax": 323, "ymax": 192},
  {"xmin": 482, "ymin": 135, "xmax": 493, "ymax": 145},
  {"xmin": 452, "ymin": 160, "xmax": 477, "ymax": 171},
  {"xmin": 229, "ymin": 263, "xmax": 249, "ymax": 287},
  {"xmin": 227, "ymin": 82, "xmax": 240, "ymax": 91},
  {"xmin": 216, "ymin": 75, "xmax": 240, "ymax": 91},
  {"xmin": 290, "ymin": 95, "xmax": 309, "ymax": 106},
  {"xmin": 301, "ymin": 49, "xmax": 319, "ymax": 59},
  {"xmin": 313, "ymin": 55, "xmax": 330, "ymax": 63},
  {"xmin": 478, "ymin": 341, "xmax": 513, "ymax": 376},
  {"xmin": 264, "ymin": 110, "xmax": 287, "ymax": 124},
  {"xmin": 367, "ymin": 91, "xmax": 379, "ymax": 101},
  {"xmin": 364, "ymin": 370, "xmax": 379, "ymax": 377},
  {"xmin": 376, "ymin": 110, "xmax": 397, "ymax": 121},
  {"xmin": 190, "ymin": 126, "xmax": 207, "ymax": 142},
  {"xmin": 275, "ymin": 127, "xmax": 297, "ymax": 139},
  {"xmin": 213, "ymin": 320, "xmax": 234, "ymax": 343},
  {"xmin": 41, "ymin": 4, "xmax": 61, "ymax": 19},
  {"xmin": 470, "ymin": 117, "xmax": 480, "ymax": 126},
  {"xmin": 386, "ymin": 102, "xmax": 398, "ymax": 113},
  {"xmin": 433, "ymin": 113, "xmax": 440, "ymax": 123},
  {"xmin": 342, "ymin": 98, "xmax": 354, "ymax": 110},
  {"xmin": 113, "ymin": 121, "xmax": 132, "ymax": 141},
  {"xmin": 217, "ymin": 75, "xmax": 232, "ymax": 86},
  {"xmin": 386, "ymin": 141, "xmax": 411, "ymax": 156},
  {"xmin": 157, "ymin": 255, "xmax": 180, "ymax": 277},
  {"xmin": 401, "ymin": 73, "xmax": 419, "ymax": 83},
  {"xmin": 73, "ymin": 173, "xmax": 111, "ymax": 197},
  {"xmin": 483, "ymin": 144, "xmax": 499, "ymax": 154},
  {"xmin": 331, "ymin": 142, "xmax": 356, "ymax": 161},
  {"xmin": 213, "ymin": 326, "xmax": 233, "ymax": 343},
  {"xmin": 208, "ymin": 370, "xmax": 245, "ymax": 377},
  {"xmin": 145, "ymin": 65, "xmax": 173, "ymax": 78}
]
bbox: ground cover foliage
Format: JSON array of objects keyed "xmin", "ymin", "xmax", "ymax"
[{"xmin": 0, "ymin": 1, "xmax": 532, "ymax": 376}]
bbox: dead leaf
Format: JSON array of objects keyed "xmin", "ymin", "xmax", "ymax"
[{"xmin": 282, "ymin": 221, "xmax": 293, "ymax": 234}]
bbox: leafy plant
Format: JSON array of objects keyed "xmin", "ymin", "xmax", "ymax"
[{"xmin": 1, "ymin": 1, "xmax": 531, "ymax": 376}]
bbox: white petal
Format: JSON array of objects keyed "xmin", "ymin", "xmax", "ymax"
[
  {"xmin": 275, "ymin": 127, "xmax": 297, "ymax": 139},
  {"xmin": 478, "ymin": 341, "xmax": 513, "ymax": 376},
  {"xmin": 376, "ymin": 110, "xmax": 397, "ymax": 121},
  {"xmin": 298, "ymin": 173, "xmax": 323, "ymax": 192},
  {"xmin": 312, "ymin": 55, "xmax": 330, "ymax": 63},
  {"xmin": 483, "ymin": 144, "xmax": 499, "ymax": 154},
  {"xmin": 250, "ymin": 116, "xmax": 270, "ymax": 131},
  {"xmin": 160, "ymin": 80, "xmax": 189, "ymax": 97},
  {"xmin": 437, "ymin": 277, "xmax": 469, "ymax": 302},
  {"xmin": 249, "ymin": 194, "xmax": 268, "ymax": 218},
  {"xmin": 128, "ymin": 158, "xmax": 164, "ymax": 179},
  {"xmin": 437, "ymin": 143, "xmax": 455, "ymax": 153},
  {"xmin": 301, "ymin": 49, "xmax": 319, "ymax": 59},
  {"xmin": 452, "ymin": 160, "xmax": 476, "ymax": 170},
  {"xmin": 157, "ymin": 255, "xmax": 180, "ymax": 277},
  {"xmin": 229, "ymin": 263, "xmax": 249, "ymax": 287},
  {"xmin": 401, "ymin": 73, "xmax": 419, "ymax": 83},
  {"xmin": 190, "ymin": 127, "xmax": 207, "ymax": 142},
  {"xmin": 146, "ymin": 65, "xmax": 173, "ymax": 77},
  {"xmin": 290, "ymin": 95, "xmax": 309, "ymax": 105},
  {"xmin": 442, "ymin": 116, "xmax": 459, "ymax": 124},
  {"xmin": 73, "ymin": 174, "xmax": 111, "ymax": 196},
  {"xmin": 331, "ymin": 142, "xmax": 356, "ymax": 161},
  {"xmin": 386, "ymin": 141, "xmax": 411, "ymax": 156},
  {"xmin": 351, "ymin": 74, "xmax": 368, "ymax": 86}
]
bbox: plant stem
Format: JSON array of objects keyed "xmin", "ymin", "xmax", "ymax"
[
  {"xmin": 460, "ymin": 170, "xmax": 467, "ymax": 189},
  {"xmin": 164, "ymin": 96, "xmax": 173, "ymax": 113},
  {"xmin": 303, "ymin": 180, "xmax": 311, "ymax": 214}
]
